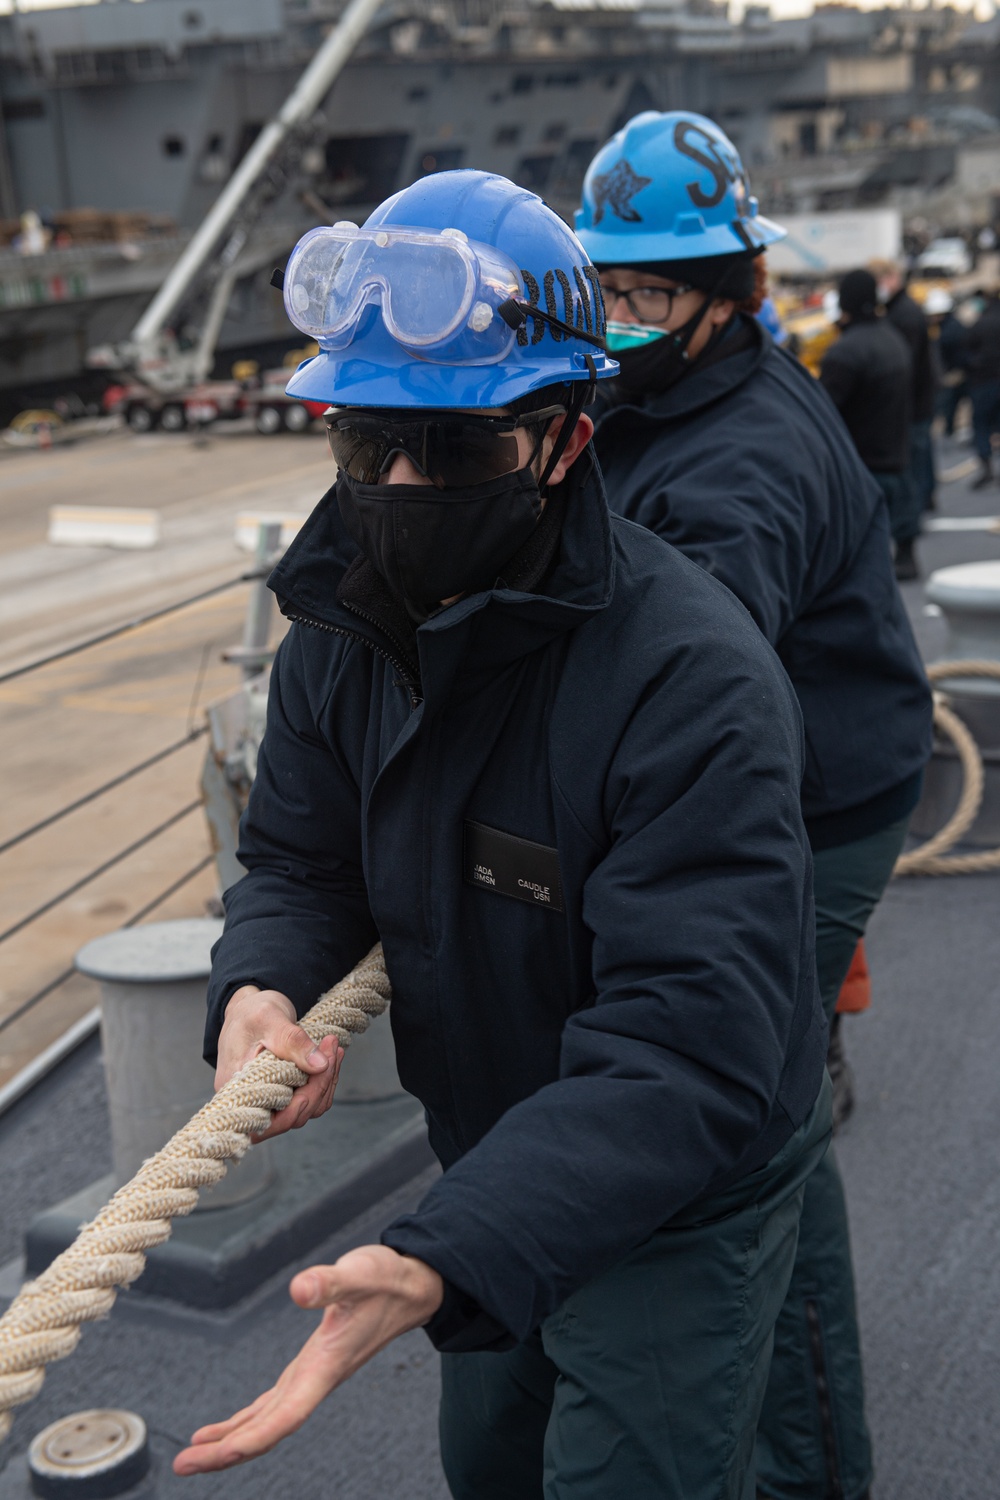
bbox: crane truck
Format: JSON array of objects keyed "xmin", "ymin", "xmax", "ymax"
[{"xmin": 90, "ymin": 0, "xmax": 383, "ymax": 435}]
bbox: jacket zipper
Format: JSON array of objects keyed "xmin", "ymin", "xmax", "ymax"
[{"xmin": 282, "ymin": 606, "xmax": 423, "ymax": 708}]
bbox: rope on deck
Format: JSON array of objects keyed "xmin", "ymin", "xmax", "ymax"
[
  {"xmin": 895, "ymin": 660, "xmax": 1000, "ymax": 877},
  {"xmin": 0, "ymin": 944, "xmax": 390, "ymax": 1442}
]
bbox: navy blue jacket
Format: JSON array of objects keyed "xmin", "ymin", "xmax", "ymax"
[
  {"xmin": 206, "ymin": 453, "xmax": 826, "ymax": 1349},
  {"xmin": 593, "ymin": 320, "xmax": 932, "ymax": 848}
]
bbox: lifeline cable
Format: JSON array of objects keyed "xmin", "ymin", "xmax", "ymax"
[
  {"xmin": 0, "ymin": 801, "xmax": 201, "ymax": 948},
  {"xmin": 0, "ymin": 943, "xmax": 391, "ymax": 1440},
  {"xmin": 0, "ymin": 573, "xmax": 257, "ymax": 687},
  {"xmin": 0, "ymin": 852, "xmax": 216, "ymax": 1038},
  {"xmin": 0, "ymin": 728, "xmax": 208, "ymax": 859}
]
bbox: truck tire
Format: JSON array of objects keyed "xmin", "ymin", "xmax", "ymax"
[
  {"xmin": 127, "ymin": 404, "xmax": 155, "ymax": 434},
  {"xmin": 160, "ymin": 403, "xmax": 186, "ymax": 433},
  {"xmin": 283, "ymin": 402, "xmax": 311, "ymax": 433},
  {"xmin": 255, "ymin": 406, "xmax": 282, "ymax": 435}
]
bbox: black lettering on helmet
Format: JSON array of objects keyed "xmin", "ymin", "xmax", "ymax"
[
  {"xmin": 582, "ymin": 265, "xmax": 606, "ymax": 335},
  {"xmin": 543, "ymin": 271, "xmax": 565, "ymax": 342},
  {"xmin": 573, "ymin": 265, "xmax": 593, "ymax": 333},
  {"xmin": 519, "ymin": 269, "xmax": 546, "ymax": 346},
  {"xmin": 673, "ymin": 119, "xmax": 733, "ymax": 211},
  {"xmin": 555, "ymin": 269, "xmax": 577, "ymax": 331}
]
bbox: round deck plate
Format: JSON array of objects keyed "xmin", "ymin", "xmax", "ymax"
[{"xmin": 28, "ymin": 1410, "xmax": 150, "ymax": 1497}]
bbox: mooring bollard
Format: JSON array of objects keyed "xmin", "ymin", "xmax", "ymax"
[
  {"xmin": 912, "ymin": 561, "xmax": 1000, "ymax": 845},
  {"xmin": 26, "ymin": 936, "xmax": 423, "ymax": 1309},
  {"xmin": 926, "ymin": 560, "xmax": 1000, "ymax": 673},
  {"xmin": 75, "ymin": 919, "xmax": 273, "ymax": 1210}
]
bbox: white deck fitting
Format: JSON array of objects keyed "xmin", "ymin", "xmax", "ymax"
[{"xmin": 47, "ymin": 506, "xmax": 161, "ymax": 549}]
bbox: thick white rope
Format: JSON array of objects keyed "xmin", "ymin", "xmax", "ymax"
[
  {"xmin": 0, "ymin": 943, "xmax": 390, "ymax": 1442},
  {"xmin": 895, "ymin": 661, "xmax": 1000, "ymax": 877}
]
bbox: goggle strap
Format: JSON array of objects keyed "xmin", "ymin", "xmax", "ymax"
[
  {"xmin": 270, "ymin": 267, "xmax": 285, "ymax": 292},
  {"xmin": 498, "ymin": 298, "xmax": 607, "ymax": 351},
  {"xmin": 537, "ymin": 365, "xmax": 594, "ymax": 490}
]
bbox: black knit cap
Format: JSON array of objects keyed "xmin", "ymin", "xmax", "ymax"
[
  {"xmin": 595, "ymin": 250, "xmax": 760, "ymax": 301},
  {"xmin": 838, "ymin": 269, "xmax": 878, "ymax": 320}
]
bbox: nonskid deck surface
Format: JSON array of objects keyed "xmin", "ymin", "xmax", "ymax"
[{"xmin": 1, "ymin": 433, "xmax": 999, "ymax": 1498}]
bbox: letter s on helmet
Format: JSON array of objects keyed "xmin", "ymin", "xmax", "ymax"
[
  {"xmin": 284, "ymin": 170, "xmax": 618, "ymax": 409},
  {"xmin": 575, "ymin": 111, "xmax": 786, "ymax": 265}
]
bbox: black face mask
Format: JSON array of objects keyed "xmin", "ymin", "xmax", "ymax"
[
  {"xmin": 337, "ymin": 467, "xmax": 543, "ymax": 621},
  {"xmin": 609, "ymin": 298, "xmax": 716, "ymax": 401}
]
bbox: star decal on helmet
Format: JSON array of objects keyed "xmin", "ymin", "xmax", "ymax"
[{"xmin": 591, "ymin": 158, "xmax": 653, "ymax": 226}]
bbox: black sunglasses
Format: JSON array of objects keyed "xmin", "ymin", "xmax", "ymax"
[{"xmin": 325, "ymin": 406, "xmax": 566, "ymax": 490}]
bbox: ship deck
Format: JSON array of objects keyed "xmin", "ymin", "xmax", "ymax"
[{"xmin": 1, "ymin": 426, "xmax": 998, "ymax": 1499}]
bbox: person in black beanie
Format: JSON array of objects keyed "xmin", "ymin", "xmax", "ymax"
[{"xmin": 820, "ymin": 269, "xmax": 917, "ymax": 579}]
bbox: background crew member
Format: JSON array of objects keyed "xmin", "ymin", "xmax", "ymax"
[
  {"xmin": 577, "ymin": 113, "xmax": 932, "ymax": 1500},
  {"xmin": 820, "ymin": 268, "xmax": 917, "ymax": 579},
  {"xmin": 872, "ymin": 258, "xmax": 937, "ymax": 522},
  {"xmin": 174, "ymin": 171, "xmax": 830, "ymax": 1500},
  {"xmin": 965, "ymin": 287, "xmax": 1000, "ymax": 488},
  {"xmin": 928, "ymin": 288, "xmax": 969, "ymax": 438}
]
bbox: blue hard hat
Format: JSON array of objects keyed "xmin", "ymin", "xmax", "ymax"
[
  {"xmin": 576, "ymin": 111, "xmax": 786, "ymax": 266},
  {"xmin": 286, "ymin": 170, "xmax": 617, "ymax": 409}
]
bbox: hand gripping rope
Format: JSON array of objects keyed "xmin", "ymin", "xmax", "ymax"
[
  {"xmin": 895, "ymin": 660, "xmax": 1000, "ymax": 877},
  {"xmin": 0, "ymin": 944, "xmax": 391, "ymax": 1442}
]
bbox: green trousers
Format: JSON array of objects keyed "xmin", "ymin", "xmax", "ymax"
[
  {"xmin": 756, "ymin": 815, "xmax": 911, "ymax": 1500},
  {"xmin": 439, "ymin": 1086, "xmax": 831, "ymax": 1500}
]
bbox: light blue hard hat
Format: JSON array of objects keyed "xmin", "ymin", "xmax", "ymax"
[
  {"xmin": 576, "ymin": 111, "xmax": 786, "ymax": 266},
  {"xmin": 285, "ymin": 170, "xmax": 617, "ymax": 409}
]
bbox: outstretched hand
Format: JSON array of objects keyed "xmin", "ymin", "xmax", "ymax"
[{"xmin": 173, "ymin": 1246, "xmax": 444, "ymax": 1475}]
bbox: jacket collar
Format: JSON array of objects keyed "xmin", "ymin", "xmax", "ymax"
[
  {"xmin": 596, "ymin": 314, "xmax": 771, "ymax": 427},
  {"xmin": 268, "ymin": 446, "xmax": 615, "ymax": 707}
]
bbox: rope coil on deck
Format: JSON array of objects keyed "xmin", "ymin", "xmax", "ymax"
[
  {"xmin": 895, "ymin": 660, "xmax": 1000, "ymax": 877},
  {"xmin": 0, "ymin": 943, "xmax": 390, "ymax": 1441}
]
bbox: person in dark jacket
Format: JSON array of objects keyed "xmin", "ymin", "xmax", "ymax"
[
  {"xmin": 965, "ymin": 289, "xmax": 1000, "ymax": 488},
  {"xmin": 577, "ymin": 114, "xmax": 932, "ymax": 1500},
  {"xmin": 821, "ymin": 268, "xmax": 918, "ymax": 579},
  {"xmin": 873, "ymin": 258, "xmax": 937, "ymax": 519},
  {"xmin": 174, "ymin": 172, "xmax": 830, "ymax": 1500},
  {"xmin": 930, "ymin": 289, "xmax": 970, "ymax": 437}
]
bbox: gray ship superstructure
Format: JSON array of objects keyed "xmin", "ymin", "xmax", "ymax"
[{"xmin": 0, "ymin": 0, "xmax": 998, "ymax": 394}]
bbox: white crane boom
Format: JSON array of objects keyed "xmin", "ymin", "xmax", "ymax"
[{"xmin": 127, "ymin": 0, "xmax": 383, "ymax": 373}]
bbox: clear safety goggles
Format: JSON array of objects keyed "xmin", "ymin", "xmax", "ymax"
[{"xmin": 282, "ymin": 222, "xmax": 524, "ymax": 365}]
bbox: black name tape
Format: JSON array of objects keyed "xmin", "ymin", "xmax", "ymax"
[{"xmin": 464, "ymin": 821, "xmax": 565, "ymax": 913}]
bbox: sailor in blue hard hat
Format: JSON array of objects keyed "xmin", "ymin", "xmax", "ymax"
[
  {"xmin": 277, "ymin": 169, "xmax": 614, "ymax": 617},
  {"xmin": 576, "ymin": 110, "xmax": 784, "ymax": 383},
  {"xmin": 177, "ymin": 169, "xmax": 834, "ymax": 1500},
  {"xmin": 579, "ymin": 114, "xmax": 933, "ymax": 1500}
]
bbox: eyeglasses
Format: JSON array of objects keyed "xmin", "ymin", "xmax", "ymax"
[
  {"xmin": 325, "ymin": 406, "xmax": 566, "ymax": 490},
  {"xmin": 598, "ymin": 283, "xmax": 693, "ymax": 326}
]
